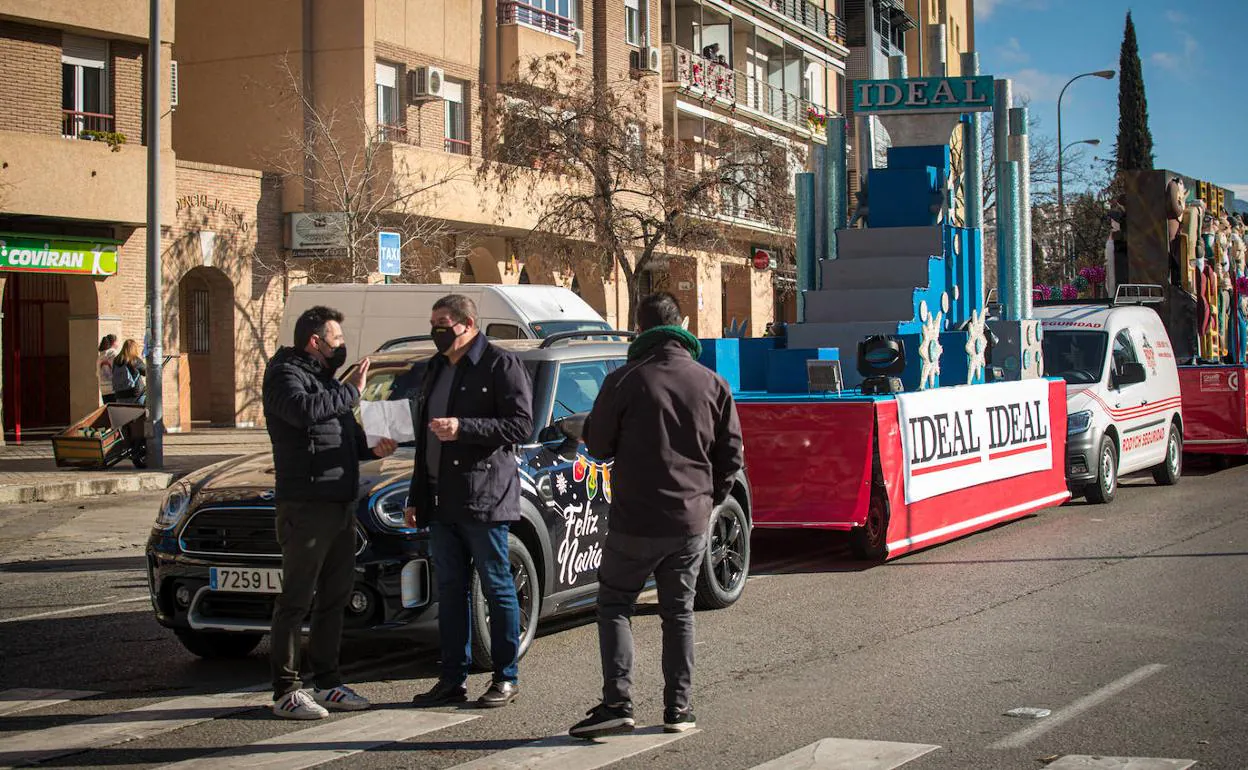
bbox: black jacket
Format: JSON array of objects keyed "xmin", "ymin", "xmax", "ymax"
[
  {"xmin": 408, "ymin": 333, "xmax": 534, "ymax": 527},
  {"xmin": 586, "ymin": 339, "xmax": 743, "ymax": 537},
  {"xmin": 263, "ymin": 347, "xmax": 369, "ymax": 503}
]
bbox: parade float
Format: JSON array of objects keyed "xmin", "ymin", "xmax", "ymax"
[
  {"xmin": 1111, "ymin": 172, "xmax": 1248, "ymax": 455},
  {"xmin": 696, "ymin": 67, "xmax": 1070, "ymax": 560}
]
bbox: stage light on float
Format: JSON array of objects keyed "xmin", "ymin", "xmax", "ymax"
[{"xmin": 857, "ymin": 335, "xmax": 906, "ymax": 395}]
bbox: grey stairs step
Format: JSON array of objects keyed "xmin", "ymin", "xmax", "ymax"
[
  {"xmin": 821, "ymin": 255, "xmax": 935, "ymax": 290},
  {"xmin": 785, "ymin": 322, "xmax": 905, "ymax": 388},
  {"xmin": 836, "ymin": 225, "xmax": 943, "ymax": 260},
  {"xmin": 804, "ymin": 287, "xmax": 916, "ymax": 323}
]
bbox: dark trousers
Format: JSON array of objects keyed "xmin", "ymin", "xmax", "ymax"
[
  {"xmin": 596, "ymin": 529, "xmax": 707, "ymax": 711},
  {"xmin": 430, "ymin": 519, "xmax": 520, "ymax": 685},
  {"xmin": 270, "ymin": 499, "xmax": 356, "ymax": 700}
]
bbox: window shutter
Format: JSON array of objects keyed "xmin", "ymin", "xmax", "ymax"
[{"xmin": 62, "ymin": 34, "xmax": 107, "ymax": 68}]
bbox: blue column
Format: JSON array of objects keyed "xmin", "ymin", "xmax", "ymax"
[
  {"xmin": 1009, "ymin": 106, "xmax": 1033, "ymax": 318},
  {"xmin": 826, "ymin": 117, "xmax": 848, "ymax": 266},
  {"xmin": 795, "ymin": 172, "xmax": 816, "ymax": 323},
  {"xmin": 998, "ymin": 160, "xmax": 1021, "ymax": 321}
]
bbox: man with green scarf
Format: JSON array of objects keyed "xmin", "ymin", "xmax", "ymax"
[{"xmin": 569, "ymin": 292, "xmax": 743, "ymax": 738}]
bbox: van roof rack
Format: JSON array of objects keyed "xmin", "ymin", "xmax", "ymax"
[
  {"xmin": 1113, "ymin": 283, "xmax": 1164, "ymax": 306},
  {"xmin": 538, "ymin": 330, "xmax": 635, "ymax": 348}
]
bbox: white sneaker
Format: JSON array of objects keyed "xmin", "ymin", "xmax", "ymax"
[
  {"xmin": 313, "ymin": 685, "xmax": 370, "ymax": 712},
  {"xmin": 272, "ymin": 690, "xmax": 329, "ymax": 720}
]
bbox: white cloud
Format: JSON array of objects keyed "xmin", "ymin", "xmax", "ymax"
[
  {"xmin": 1151, "ymin": 52, "xmax": 1180, "ymax": 71},
  {"xmin": 1000, "ymin": 68, "xmax": 1068, "ymax": 104},
  {"xmin": 978, "ymin": 0, "xmax": 1050, "ymax": 19},
  {"xmin": 1150, "ymin": 32, "xmax": 1200, "ymax": 75},
  {"xmin": 1165, "ymin": 10, "xmax": 1186, "ymax": 24},
  {"xmin": 996, "ymin": 37, "xmax": 1029, "ymax": 64}
]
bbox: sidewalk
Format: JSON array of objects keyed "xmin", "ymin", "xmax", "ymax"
[{"xmin": 0, "ymin": 429, "xmax": 271, "ymax": 504}]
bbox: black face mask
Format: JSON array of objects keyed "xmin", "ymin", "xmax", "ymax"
[
  {"xmin": 431, "ymin": 325, "xmax": 463, "ymax": 353},
  {"xmin": 321, "ymin": 342, "xmax": 347, "ymax": 372}
]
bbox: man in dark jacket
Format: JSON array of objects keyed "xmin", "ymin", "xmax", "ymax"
[
  {"xmin": 405, "ymin": 294, "xmax": 534, "ymax": 709},
  {"xmin": 570, "ymin": 292, "xmax": 743, "ymax": 738},
  {"xmin": 263, "ymin": 305, "xmax": 396, "ymax": 720}
]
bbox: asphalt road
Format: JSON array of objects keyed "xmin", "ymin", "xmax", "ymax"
[{"xmin": 0, "ymin": 460, "xmax": 1245, "ymax": 770}]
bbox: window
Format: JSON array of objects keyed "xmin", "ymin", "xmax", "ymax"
[
  {"xmin": 443, "ymin": 79, "xmax": 468, "ymax": 155},
  {"xmin": 625, "ymin": 0, "xmax": 643, "ymax": 46},
  {"xmin": 375, "ymin": 62, "xmax": 401, "ymax": 140},
  {"xmin": 189, "ymin": 289, "xmax": 210, "ymax": 353},
  {"xmin": 486, "ymin": 323, "xmax": 524, "ymax": 340},
  {"xmin": 1111, "ymin": 330, "xmax": 1140, "ymax": 380},
  {"xmin": 62, "ymin": 35, "xmax": 109, "ymax": 137},
  {"xmin": 1043, "ymin": 331, "xmax": 1108, "ymax": 385},
  {"xmin": 550, "ymin": 360, "xmax": 616, "ymax": 422}
]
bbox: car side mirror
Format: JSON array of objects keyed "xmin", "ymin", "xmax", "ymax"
[
  {"xmin": 539, "ymin": 413, "xmax": 588, "ymax": 458},
  {"xmin": 1116, "ymin": 361, "xmax": 1146, "ymax": 387}
]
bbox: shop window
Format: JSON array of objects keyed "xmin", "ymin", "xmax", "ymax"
[
  {"xmin": 443, "ymin": 79, "xmax": 469, "ymax": 155},
  {"xmin": 62, "ymin": 35, "xmax": 109, "ymax": 137},
  {"xmin": 190, "ymin": 289, "xmax": 211, "ymax": 354}
]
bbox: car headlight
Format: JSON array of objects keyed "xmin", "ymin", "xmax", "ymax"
[
  {"xmin": 1068, "ymin": 410, "xmax": 1093, "ymax": 435},
  {"xmin": 371, "ymin": 485, "xmax": 426, "ymax": 532},
  {"xmin": 155, "ymin": 481, "xmax": 192, "ymax": 530}
]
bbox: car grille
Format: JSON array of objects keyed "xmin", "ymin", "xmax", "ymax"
[
  {"xmin": 179, "ymin": 505, "xmax": 368, "ymax": 558},
  {"xmin": 198, "ymin": 592, "xmax": 276, "ymax": 622}
]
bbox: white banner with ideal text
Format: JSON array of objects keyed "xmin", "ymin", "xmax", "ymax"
[{"xmin": 896, "ymin": 379, "xmax": 1053, "ymax": 503}]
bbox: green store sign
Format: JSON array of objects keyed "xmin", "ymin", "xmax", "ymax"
[{"xmin": 0, "ymin": 233, "xmax": 119, "ymax": 276}]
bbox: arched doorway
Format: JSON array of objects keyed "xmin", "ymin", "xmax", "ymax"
[
  {"xmin": 1, "ymin": 274, "xmax": 71, "ymax": 440},
  {"xmin": 178, "ymin": 266, "xmax": 237, "ymax": 427}
]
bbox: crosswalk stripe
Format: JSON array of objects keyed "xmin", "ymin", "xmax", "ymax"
[
  {"xmin": 0, "ymin": 691, "xmax": 269, "ymax": 769},
  {"xmin": 747, "ymin": 738, "xmax": 941, "ymax": 770},
  {"xmin": 152, "ymin": 710, "xmax": 478, "ymax": 769},
  {"xmin": 0, "ymin": 689, "xmax": 101, "ymax": 717},
  {"xmin": 441, "ymin": 726, "xmax": 698, "ymax": 770},
  {"xmin": 1044, "ymin": 757, "xmax": 1196, "ymax": 770}
]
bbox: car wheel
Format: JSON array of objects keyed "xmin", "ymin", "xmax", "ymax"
[
  {"xmin": 695, "ymin": 497, "xmax": 750, "ymax": 610},
  {"xmin": 470, "ymin": 533, "xmax": 540, "ymax": 673},
  {"xmin": 173, "ymin": 629, "xmax": 263, "ymax": 659},
  {"xmin": 1085, "ymin": 434, "xmax": 1118, "ymax": 504},
  {"xmin": 1151, "ymin": 423, "xmax": 1182, "ymax": 486},
  {"xmin": 850, "ymin": 485, "xmax": 890, "ymax": 560}
]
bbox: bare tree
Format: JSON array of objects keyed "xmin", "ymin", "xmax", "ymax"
[
  {"xmin": 255, "ymin": 60, "xmax": 474, "ymax": 287},
  {"xmin": 480, "ymin": 54, "xmax": 798, "ymax": 322}
]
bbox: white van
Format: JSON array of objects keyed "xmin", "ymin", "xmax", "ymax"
[
  {"xmin": 278, "ymin": 283, "xmax": 612, "ymax": 365},
  {"xmin": 1033, "ymin": 286, "xmax": 1183, "ymax": 504}
]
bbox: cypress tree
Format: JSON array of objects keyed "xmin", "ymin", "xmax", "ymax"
[{"xmin": 1116, "ymin": 11, "xmax": 1155, "ymax": 171}]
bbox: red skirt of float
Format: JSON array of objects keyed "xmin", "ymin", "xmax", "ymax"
[
  {"xmin": 1179, "ymin": 365, "xmax": 1248, "ymax": 455},
  {"xmin": 739, "ymin": 378, "xmax": 1070, "ymax": 559}
]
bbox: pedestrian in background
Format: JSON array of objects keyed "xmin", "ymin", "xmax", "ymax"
[
  {"xmin": 570, "ymin": 292, "xmax": 743, "ymax": 738},
  {"xmin": 97, "ymin": 335, "xmax": 119, "ymax": 404},
  {"xmin": 263, "ymin": 305, "xmax": 397, "ymax": 720},
  {"xmin": 111, "ymin": 339, "xmax": 146, "ymax": 404},
  {"xmin": 406, "ymin": 294, "xmax": 533, "ymax": 709}
]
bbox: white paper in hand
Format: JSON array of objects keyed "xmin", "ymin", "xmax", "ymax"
[{"xmin": 359, "ymin": 401, "xmax": 415, "ymax": 447}]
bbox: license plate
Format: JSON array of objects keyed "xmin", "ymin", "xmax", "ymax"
[{"xmin": 209, "ymin": 566, "xmax": 283, "ymax": 594}]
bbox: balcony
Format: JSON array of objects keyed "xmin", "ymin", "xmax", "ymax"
[
  {"xmin": 444, "ymin": 138, "xmax": 471, "ymax": 156},
  {"xmin": 497, "ymin": 1, "xmax": 575, "ymax": 38},
  {"xmin": 61, "ymin": 110, "xmax": 116, "ymax": 139},
  {"xmin": 497, "ymin": 1, "xmax": 577, "ymax": 80},
  {"xmin": 670, "ymin": 46, "xmax": 737, "ymax": 103},
  {"xmin": 752, "ymin": 0, "xmax": 847, "ymax": 42}
]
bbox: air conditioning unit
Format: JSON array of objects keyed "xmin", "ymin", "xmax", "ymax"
[
  {"xmin": 410, "ymin": 66, "xmax": 445, "ymax": 101},
  {"xmin": 571, "ymin": 29, "xmax": 585, "ymax": 56},
  {"xmin": 170, "ymin": 60, "xmax": 179, "ymax": 109},
  {"xmin": 643, "ymin": 46, "xmax": 661, "ymax": 74}
]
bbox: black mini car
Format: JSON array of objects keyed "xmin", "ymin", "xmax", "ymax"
[{"xmin": 146, "ymin": 335, "xmax": 753, "ymax": 664}]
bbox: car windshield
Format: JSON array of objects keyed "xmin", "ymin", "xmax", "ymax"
[
  {"xmin": 1042, "ymin": 331, "xmax": 1108, "ymax": 385},
  {"xmin": 529, "ymin": 320, "xmax": 612, "ymax": 338}
]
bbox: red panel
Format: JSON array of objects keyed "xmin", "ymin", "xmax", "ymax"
[
  {"xmin": 1179, "ymin": 366, "xmax": 1248, "ymax": 455},
  {"xmin": 876, "ymin": 379, "xmax": 1071, "ymax": 559},
  {"xmin": 739, "ymin": 401, "xmax": 876, "ymax": 529}
]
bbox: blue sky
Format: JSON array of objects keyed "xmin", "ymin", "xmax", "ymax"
[{"xmin": 975, "ymin": 0, "xmax": 1248, "ymax": 205}]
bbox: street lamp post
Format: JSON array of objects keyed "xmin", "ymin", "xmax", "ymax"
[
  {"xmin": 1057, "ymin": 70, "xmax": 1114, "ymax": 280},
  {"xmin": 1057, "ymin": 139, "xmax": 1100, "ymax": 281}
]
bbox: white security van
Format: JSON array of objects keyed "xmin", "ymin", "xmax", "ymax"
[
  {"xmin": 279, "ymin": 284, "xmax": 612, "ymax": 365},
  {"xmin": 1034, "ymin": 286, "xmax": 1183, "ymax": 504}
]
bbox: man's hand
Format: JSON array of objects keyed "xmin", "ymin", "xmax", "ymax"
[
  {"xmin": 403, "ymin": 506, "xmax": 419, "ymax": 528},
  {"xmin": 373, "ymin": 436, "xmax": 397, "ymax": 458},
  {"xmin": 429, "ymin": 417, "xmax": 460, "ymax": 442},
  {"xmin": 347, "ymin": 358, "xmax": 370, "ymax": 393}
]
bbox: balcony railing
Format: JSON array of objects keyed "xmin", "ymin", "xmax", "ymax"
[
  {"xmin": 672, "ymin": 47, "xmax": 736, "ymax": 103},
  {"xmin": 61, "ymin": 110, "xmax": 115, "ymax": 138},
  {"xmin": 498, "ymin": 0, "xmax": 574, "ymax": 38},
  {"xmin": 444, "ymin": 137, "xmax": 471, "ymax": 156},
  {"xmin": 754, "ymin": 0, "xmax": 847, "ymax": 42},
  {"xmin": 379, "ymin": 124, "xmax": 411, "ymax": 143}
]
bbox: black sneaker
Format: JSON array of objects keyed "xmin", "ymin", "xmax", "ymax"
[
  {"xmin": 569, "ymin": 702, "xmax": 635, "ymax": 739},
  {"xmin": 663, "ymin": 707, "xmax": 696, "ymax": 733}
]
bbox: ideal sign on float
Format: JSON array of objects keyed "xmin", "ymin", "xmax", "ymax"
[{"xmin": 852, "ymin": 75, "xmax": 995, "ymax": 115}]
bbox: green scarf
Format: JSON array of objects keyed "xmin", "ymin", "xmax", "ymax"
[{"xmin": 628, "ymin": 325, "xmax": 703, "ymax": 361}]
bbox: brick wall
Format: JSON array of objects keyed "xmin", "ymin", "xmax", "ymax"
[
  {"xmin": 0, "ymin": 21, "xmax": 61, "ymax": 136},
  {"xmin": 110, "ymin": 40, "xmax": 144, "ymax": 145},
  {"xmin": 376, "ymin": 41, "xmax": 480, "ymax": 159}
]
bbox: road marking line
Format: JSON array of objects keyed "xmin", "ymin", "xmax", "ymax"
[
  {"xmin": 747, "ymin": 738, "xmax": 940, "ymax": 769},
  {"xmin": 989, "ymin": 664, "xmax": 1169, "ymax": 750},
  {"xmin": 0, "ymin": 689, "xmax": 101, "ymax": 717},
  {"xmin": 0, "ymin": 596, "xmax": 148, "ymax": 624},
  {"xmin": 1044, "ymin": 756, "xmax": 1196, "ymax": 770},
  {"xmin": 0, "ymin": 691, "xmax": 268, "ymax": 768},
  {"xmin": 441, "ymin": 726, "xmax": 698, "ymax": 769},
  {"xmin": 152, "ymin": 710, "xmax": 477, "ymax": 769}
]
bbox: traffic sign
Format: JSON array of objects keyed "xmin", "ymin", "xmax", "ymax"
[
  {"xmin": 752, "ymin": 247, "xmax": 774, "ymax": 271},
  {"xmin": 378, "ymin": 231, "xmax": 401, "ymax": 276}
]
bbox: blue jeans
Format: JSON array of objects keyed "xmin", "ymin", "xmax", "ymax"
[{"xmin": 430, "ymin": 519, "xmax": 520, "ymax": 684}]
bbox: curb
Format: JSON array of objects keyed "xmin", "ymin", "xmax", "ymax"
[{"xmin": 0, "ymin": 473, "xmax": 175, "ymax": 505}]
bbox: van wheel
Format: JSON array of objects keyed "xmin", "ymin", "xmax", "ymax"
[
  {"xmin": 1152, "ymin": 423, "xmax": 1182, "ymax": 486},
  {"xmin": 695, "ymin": 498, "xmax": 750, "ymax": 610},
  {"xmin": 1085, "ymin": 435, "xmax": 1118, "ymax": 504},
  {"xmin": 470, "ymin": 533, "xmax": 540, "ymax": 673}
]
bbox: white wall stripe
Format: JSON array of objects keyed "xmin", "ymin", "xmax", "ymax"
[
  {"xmin": 887, "ymin": 491, "xmax": 1071, "ymax": 551},
  {"xmin": 748, "ymin": 738, "xmax": 940, "ymax": 770},
  {"xmin": 1044, "ymin": 756, "xmax": 1196, "ymax": 770},
  {"xmin": 0, "ymin": 689, "xmax": 100, "ymax": 718},
  {"xmin": 0, "ymin": 692, "xmax": 268, "ymax": 768},
  {"xmin": 153, "ymin": 710, "xmax": 477, "ymax": 769},
  {"xmin": 442, "ymin": 727, "xmax": 698, "ymax": 770},
  {"xmin": 990, "ymin": 664, "xmax": 1169, "ymax": 750}
]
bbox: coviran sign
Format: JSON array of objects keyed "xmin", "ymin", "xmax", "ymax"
[{"xmin": 0, "ymin": 233, "xmax": 119, "ymax": 276}]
